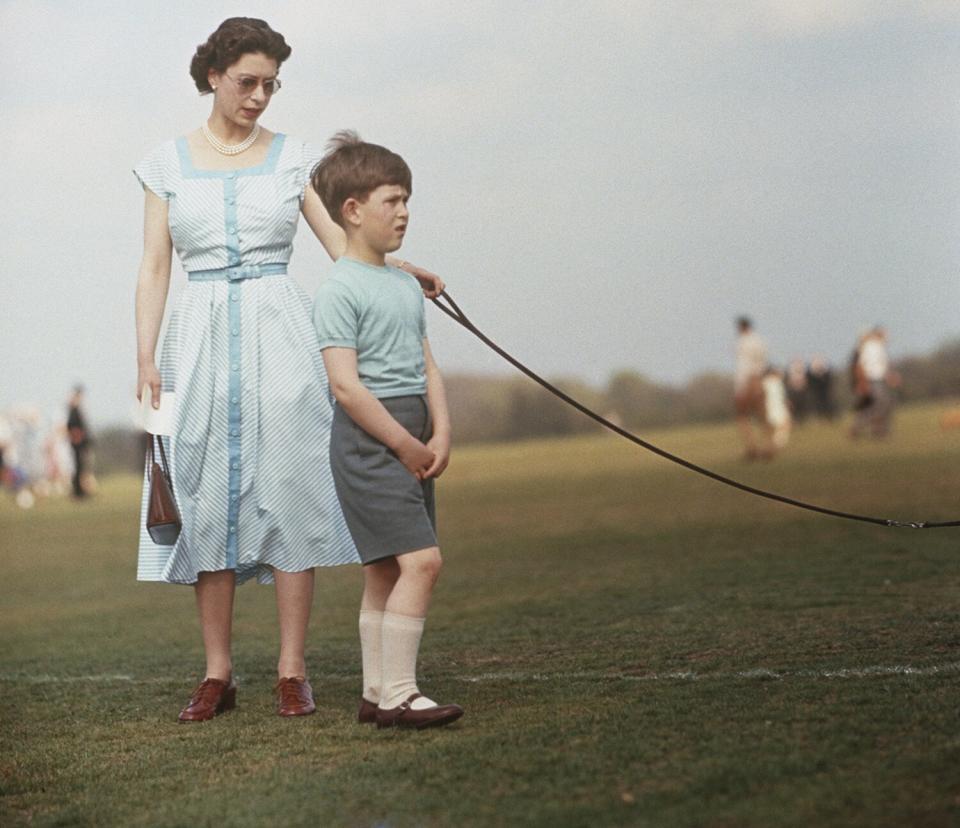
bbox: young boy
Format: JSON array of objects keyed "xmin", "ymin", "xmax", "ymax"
[{"xmin": 311, "ymin": 131, "xmax": 463, "ymax": 729}]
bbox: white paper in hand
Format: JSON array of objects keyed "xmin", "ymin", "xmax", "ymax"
[{"xmin": 139, "ymin": 385, "xmax": 177, "ymax": 436}]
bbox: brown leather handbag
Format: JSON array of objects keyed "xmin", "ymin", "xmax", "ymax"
[{"xmin": 146, "ymin": 435, "xmax": 181, "ymax": 545}]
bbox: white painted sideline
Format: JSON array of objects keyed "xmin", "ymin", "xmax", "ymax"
[
  {"xmin": 457, "ymin": 661, "xmax": 960, "ymax": 683},
  {"xmin": 2, "ymin": 661, "xmax": 959, "ymax": 685}
]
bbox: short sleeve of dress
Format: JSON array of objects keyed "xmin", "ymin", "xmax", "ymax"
[
  {"xmin": 299, "ymin": 141, "xmax": 324, "ymax": 203},
  {"xmin": 313, "ymin": 279, "xmax": 360, "ymax": 350},
  {"xmin": 133, "ymin": 144, "xmax": 170, "ymax": 200}
]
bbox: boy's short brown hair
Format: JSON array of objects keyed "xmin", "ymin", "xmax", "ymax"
[{"xmin": 310, "ymin": 130, "xmax": 412, "ymax": 228}]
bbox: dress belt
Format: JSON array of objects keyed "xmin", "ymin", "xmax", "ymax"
[{"xmin": 187, "ymin": 263, "xmax": 288, "ymax": 282}]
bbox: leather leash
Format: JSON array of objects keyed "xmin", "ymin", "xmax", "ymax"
[{"xmin": 431, "ymin": 291, "xmax": 960, "ymax": 529}]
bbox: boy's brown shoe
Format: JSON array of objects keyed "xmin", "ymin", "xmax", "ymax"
[
  {"xmin": 375, "ymin": 693, "xmax": 464, "ymax": 730},
  {"xmin": 275, "ymin": 676, "xmax": 316, "ymax": 717},
  {"xmin": 178, "ymin": 677, "xmax": 237, "ymax": 723}
]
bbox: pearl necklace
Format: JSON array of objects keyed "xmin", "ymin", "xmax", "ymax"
[{"xmin": 201, "ymin": 122, "xmax": 261, "ymax": 156}]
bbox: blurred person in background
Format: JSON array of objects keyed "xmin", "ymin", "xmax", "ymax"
[
  {"xmin": 850, "ymin": 326, "xmax": 898, "ymax": 439},
  {"xmin": 67, "ymin": 385, "xmax": 93, "ymax": 498},
  {"xmin": 762, "ymin": 365, "xmax": 792, "ymax": 454},
  {"xmin": 44, "ymin": 416, "xmax": 74, "ymax": 497},
  {"xmin": 785, "ymin": 358, "xmax": 808, "ymax": 424},
  {"xmin": 807, "ymin": 355, "xmax": 836, "ymax": 420},
  {"xmin": 849, "ymin": 330, "xmax": 870, "ymax": 416},
  {"xmin": 5, "ymin": 407, "xmax": 44, "ymax": 508},
  {"xmin": 0, "ymin": 411, "xmax": 10, "ymax": 489},
  {"xmin": 733, "ymin": 316, "xmax": 769, "ymax": 460}
]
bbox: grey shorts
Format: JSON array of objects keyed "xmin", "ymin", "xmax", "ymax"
[{"xmin": 329, "ymin": 395, "xmax": 437, "ymax": 565}]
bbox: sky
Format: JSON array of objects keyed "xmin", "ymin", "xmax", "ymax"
[{"xmin": 2, "ymin": 0, "xmax": 959, "ymax": 427}]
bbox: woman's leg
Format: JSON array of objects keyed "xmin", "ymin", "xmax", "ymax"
[
  {"xmin": 274, "ymin": 568, "xmax": 315, "ymax": 679},
  {"xmin": 195, "ymin": 569, "xmax": 236, "ymax": 680}
]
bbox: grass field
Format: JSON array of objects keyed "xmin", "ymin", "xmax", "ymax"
[{"xmin": 3, "ymin": 401, "xmax": 960, "ymax": 827}]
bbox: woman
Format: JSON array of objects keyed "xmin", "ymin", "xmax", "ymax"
[{"xmin": 134, "ymin": 17, "xmax": 443, "ymax": 723}]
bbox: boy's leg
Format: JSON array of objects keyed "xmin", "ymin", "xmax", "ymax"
[
  {"xmin": 385, "ymin": 546, "xmax": 442, "ymax": 618},
  {"xmin": 360, "ymin": 559, "xmax": 400, "ymax": 706},
  {"xmin": 380, "ymin": 546, "xmax": 442, "ymax": 711},
  {"xmin": 376, "ymin": 546, "xmax": 463, "ymax": 727}
]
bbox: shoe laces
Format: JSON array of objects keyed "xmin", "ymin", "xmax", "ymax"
[
  {"xmin": 189, "ymin": 677, "xmax": 228, "ymax": 707},
  {"xmin": 276, "ymin": 676, "xmax": 308, "ymax": 705}
]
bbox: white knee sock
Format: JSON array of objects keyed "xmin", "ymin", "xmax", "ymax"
[
  {"xmin": 379, "ymin": 612, "xmax": 436, "ymax": 710},
  {"xmin": 359, "ymin": 609, "xmax": 384, "ymax": 704}
]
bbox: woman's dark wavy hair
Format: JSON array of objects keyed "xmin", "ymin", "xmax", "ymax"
[{"xmin": 189, "ymin": 18, "xmax": 292, "ymax": 94}]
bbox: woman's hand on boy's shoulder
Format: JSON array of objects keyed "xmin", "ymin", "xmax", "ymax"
[
  {"xmin": 423, "ymin": 433, "xmax": 450, "ymax": 479},
  {"xmin": 404, "ymin": 262, "xmax": 445, "ymax": 298}
]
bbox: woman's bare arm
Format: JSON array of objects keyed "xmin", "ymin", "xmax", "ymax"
[{"xmin": 135, "ymin": 190, "xmax": 173, "ymax": 408}]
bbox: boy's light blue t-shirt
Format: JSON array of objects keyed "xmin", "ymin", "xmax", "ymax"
[{"xmin": 313, "ymin": 256, "xmax": 427, "ymax": 399}]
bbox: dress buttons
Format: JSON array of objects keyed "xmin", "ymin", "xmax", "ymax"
[
  {"xmin": 229, "ymin": 525, "xmax": 236, "ymax": 533},
  {"xmin": 231, "ymin": 429, "xmax": 239, "ymax": 436},
  {"xmin": 227, "ymin": 172, "xmax": 236, "ymax": 179},
  {"xmin": 232, "ymin": 328, "xmax": 239, "ymax": 336},
  {"xmin": 231, "ymin": 462, "xmax": 239, "ymax": 470},
  {"xmin": 231, "ymin": 295, "xmax": 239, "ymax": 302},
  {"xmin": 232, "ymin": 364, "xmax": 239, "ymax": 371},
  {"xmin": 228, "ymin": 226, "xmax": 236, "ymax": 234}
]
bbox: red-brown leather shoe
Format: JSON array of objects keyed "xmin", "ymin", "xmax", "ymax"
[
  {"xmin": 276, "ymin": 676, "xmax": 316, "ymax": 717},
  {"xmin": 376, "ymin": 693, "xmax": 464, "ymax": 730},
  {"xmin": 178, "ymin": 677, "xmax": 236, "ymax": 723},
  {"xmin": 358, "ymin": 698, "xmax": 378, "ymax": 724}
]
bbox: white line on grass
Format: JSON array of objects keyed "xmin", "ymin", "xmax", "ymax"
[
  {"xmin": 457, "ymin": 662, "xmax": 960, "ymax": 683},
  {"xmin": 2, "ymin": 661, "xmax": 959, "ymax": 685},
  {"xmin": 0, "ymin": 673, "xmax": 144, "ymax": 683}
]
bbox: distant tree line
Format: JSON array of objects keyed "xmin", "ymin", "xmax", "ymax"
[
  {"xmin": 443, "ymin": 370, "xmax": 734, "ymax": 444},
  {"xmin": 94, "ymin": 339, "xmax": 960, "ymax": 474},
  {"xmin": 894, "ymin": 340, "xmax": 960, "ymax": 402}
]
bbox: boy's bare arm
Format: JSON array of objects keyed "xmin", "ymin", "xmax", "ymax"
[
  {"xmin": 422, "ymin": 339, "xmax": 451, "ymax": 479},
  {"xmin": 323, "ymin": 347, "xmax": 435, "ymax": 478}
]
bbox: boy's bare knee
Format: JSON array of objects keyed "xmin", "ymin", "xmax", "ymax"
[
  {"xmin": 399, "ymin": 547, "xmax": 442, "ymax": 581},
  {"xmin": 423, "ymin": 552, "xmax": 442, "ymax": 582}
]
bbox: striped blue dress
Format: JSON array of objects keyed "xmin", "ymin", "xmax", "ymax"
[{"xmin": 134, "ymin": 133, "xmax": 359, "ymax": 585}]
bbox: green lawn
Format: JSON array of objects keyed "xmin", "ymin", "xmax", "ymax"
[{"xmin": 2, "ymin": 402, "xmax": 960, "ymax": 826}]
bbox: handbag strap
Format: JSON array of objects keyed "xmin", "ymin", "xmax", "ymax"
[
  {"xmin": 155, "ymin": 434, "xmax": 171, "ymax": 473},
  {"xmin": 149, "ymin": 434, "xmax": 174, "ymax": 488}
]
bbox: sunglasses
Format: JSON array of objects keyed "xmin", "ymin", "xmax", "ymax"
[{"xmin": 222, "ymin": 72, "xmax": 282, "ymax": 97}]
